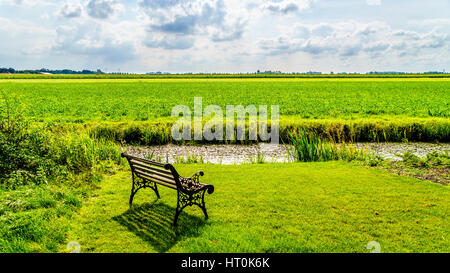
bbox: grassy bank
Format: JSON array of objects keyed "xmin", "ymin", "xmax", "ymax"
[
  {"xmin": 66, "ymin": 163, "xmax": 449, "ymax": 253},
  {"xmin": 79, "ymin": 117, "xmax": 449, "ymax": 145}
]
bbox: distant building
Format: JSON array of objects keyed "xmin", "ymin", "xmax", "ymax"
[
  {"xmin": 146, "ymin": 72, "xmax": 171, "ymax": 75},
  {"xmin": 305, "ymin": 71, "xmax": 322, "ymax": 75},
  {"xmin": 366, "ymin": 71, "xmax": 406, "ymax": 75}
]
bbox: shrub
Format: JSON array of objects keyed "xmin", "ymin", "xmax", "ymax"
[
  {"xmin": 0, "ymin": 93, "xmax": 57, "ymax": 188},
  {"xmin": 0, "ymin": 92, "xmax": 123, "ymax": 189}
]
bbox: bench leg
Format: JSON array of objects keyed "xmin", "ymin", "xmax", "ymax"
[
  {"xmin": 174, "ymin": 190, "xmax": 209, "ymax": 226},
  {"xmin": 129, "ymin": 173, "xmax": 161, "ymax": 208},
  {"xmin": 199, "ymin": 190, "xmax": 208, "ymax": 220},
  {"xmin": 153, "ymin": 183, "xmax": 161, "ymax": 199},
  {"xmin": 174, "ymin": 203, "xmax": 185, "ymax": 226},
  {"xmin": 200, "ymin": 205, "xmax": 208, "ymax": 220},
  {"xmin": 129, "ymin": 184, "xmax": 136, "ymax": 207}
]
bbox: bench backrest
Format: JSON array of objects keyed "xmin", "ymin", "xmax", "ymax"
[{"xmin": 121, "ymin": 153, "xmax": 181, "ymax": 189}]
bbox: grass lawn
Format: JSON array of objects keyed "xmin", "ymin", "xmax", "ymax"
[{"xmin": 65, "ymin": 162, "xmax": 449, "ymax": 253}]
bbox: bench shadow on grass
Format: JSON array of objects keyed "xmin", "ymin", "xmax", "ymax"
[{"xmin": 112, "ymin": 202, "xmax": 205, "ymax": 253}]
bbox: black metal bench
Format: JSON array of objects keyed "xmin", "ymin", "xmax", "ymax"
[{"xmin": 121, "ymin": 153, "xmax": 214, "ymax": 226}]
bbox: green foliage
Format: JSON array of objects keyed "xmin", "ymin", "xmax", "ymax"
[
  {"xmin": 0, "ymin": 93, "xmax": 57, "ymax": 188},
  {"xmin": 425, "ymin": 151, "xmax": 450, "ymax": 167},
  {"xmin": 51, "ymin": 134, "xmax": 123, "ymax": 174},
  {"xmin": 399, "ymin": 151, "xmax": 450, "ymax": 169},
  {"xmin": 0, "ymin": 93, "xmax": 123, "ymax": 189},
  {"xmin": 80, "ymin": 116, "xmax": 450, "ymax": 146},
  {"xmin": 88, "ymin": 122, "xmax": 173, "ymax": 145},
  {"xmin": 287, "ymin": 130, "xmax": 330, "ymax": 162},
  {"xmin": 286, "ymin": 130, "xmax": 372, "ymax": 162},
  {"xmin": 280, "ymin": 117, "xmax": 450, "ymax": 143}
]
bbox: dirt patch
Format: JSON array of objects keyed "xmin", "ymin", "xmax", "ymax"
[{"xmin": 380, "ymin": 161, "xmax": 449, "ymax": 185}]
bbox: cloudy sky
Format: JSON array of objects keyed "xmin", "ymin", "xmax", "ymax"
[{"xmin": 0, "ymin": 0, "xmax": 449, "ymax": 73}]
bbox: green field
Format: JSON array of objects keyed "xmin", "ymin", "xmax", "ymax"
[
  {"xmin": 2, "ymin": 78, "xmax": 449, "ymax": 121},
  {"xmin": 1, "ymin": 77, "xmax": 448, "ymax": 143}
]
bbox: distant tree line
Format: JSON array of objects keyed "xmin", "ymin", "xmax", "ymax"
[
  {"xmin": 0, "ymin": 68, "xmax": 104, "ymax": 74},
  {"xmin": 0, "ymin": 67, "xmax": 447, "ymax": 75}
]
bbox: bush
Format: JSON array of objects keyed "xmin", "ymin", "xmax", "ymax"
[
  {"xmin": 0, "ymin": 94, "xmax": 56, "ymax": 188},
  {"xmin": 0, "ymin": 92, "xmax": 123, "ymax": 189}
]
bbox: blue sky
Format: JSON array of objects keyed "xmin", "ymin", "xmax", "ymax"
[{"xmin": 0, "ymin": 0, "xmax": 449, "ymax": 73}]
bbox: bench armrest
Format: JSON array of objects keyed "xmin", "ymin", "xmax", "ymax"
[
  {"xmin": 179, "ymin": 171, "xmax": 214, "ymax": 194},
  {"xmin": 190, "ymin": 171, "xmax": 204, "ymax": 181}
]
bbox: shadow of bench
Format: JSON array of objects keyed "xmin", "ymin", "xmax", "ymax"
[{"xmin": 112, "ymin": 202, "xmax": 206, "ymax": 252}]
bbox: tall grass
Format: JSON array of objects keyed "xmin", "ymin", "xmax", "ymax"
[
  {"xmin": 174, "ymin": 152, "xmax": 205, "ymax": 164},
  {"xmin": 1, "ymin": 90, "xmax": 124, "ymax": 188},
  {"xmin": 286, "ymin": 131, "xmax": 330, "ymax": 162},
  {"xmin": 83, "ymin": 117, "xmax": 449, "ymax": 146},
  {"xmin": 51, "ymin": 134, "xmax": 123, "ymax": 174},
  {"xmin": 286, "ymin": 130, "xmax": 372, "ymax": 163}
]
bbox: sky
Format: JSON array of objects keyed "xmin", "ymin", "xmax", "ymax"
[{"xmin": 0, "ymin": 0, "xmax": 449, "ymax": 73}]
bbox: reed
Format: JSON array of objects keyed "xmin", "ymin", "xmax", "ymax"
[
  {"xmin": 83, "ymin": 117, "xmax": 449, "ymax": 146},
  {"xmin": 286, "ymin": 130, "xmax": 373, "ymax": 163}
]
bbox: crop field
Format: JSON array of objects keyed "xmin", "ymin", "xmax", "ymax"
[
  {"xmin": 1, "ymin": 77, "xmax": 449, "ymax": 143},
  {"xmin": 1, "ymin": 78, "xmax": 449, "ymax": 121}
]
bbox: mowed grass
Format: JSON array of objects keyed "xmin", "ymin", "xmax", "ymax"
[
  {"xmin": 66, "ymin": 162, "xmax": 449, "ymax": 253},
  {"xmin": 1, "ymin": 78, "xmax": 449, "ymax": 122}
]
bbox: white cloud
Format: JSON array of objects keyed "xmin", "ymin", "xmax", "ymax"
[
  {"xmin": 0, "ymin": 0, "xmax": 54, "ymax": 7},
  {"xmin": 140, "ymin": 0, "xmax": 247, "ymax": 49},
  {"xmin": 0, "ymin": 16, "xmax": 54, "ymax": 35},
  {"xmin": 59, "ymin": 2, "xmax": 82, "ymax": 18},
  {"xmin": 86, "ymin": 0, "xmax": 123, "ymax": 19},
  {"xmin": 52, "ymin": 20, "xmax": 139, "ymax": 63},
  {"xmin": 257, "ymin": 20, "xmax": 450, "ymax": 61},
  {"xmin": 263, "ymin": 0, "xmax": 315, "ymax": 14}
]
